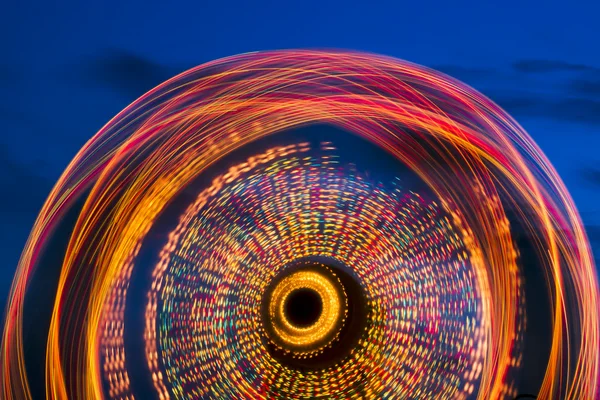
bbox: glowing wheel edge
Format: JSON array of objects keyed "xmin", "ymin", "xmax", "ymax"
[{"xmin": 0, "ymin": 50, "xmax": 598, "ymax": 399}]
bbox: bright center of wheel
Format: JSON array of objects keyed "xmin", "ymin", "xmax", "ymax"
[
  {"xmin": 267, "ymin": 269, "xmax": 344, "ymax": 352},
  {"xmin": 261, "ymin": 259, "xmax": 368, "ymax": 367}
]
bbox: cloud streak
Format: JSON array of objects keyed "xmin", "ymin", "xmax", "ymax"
[
  {"xmin": 0, "ymin": 145, "xmax": 51, "ymax": 215},
  {"xmin": 484, "ymin": 92, "xmax": 600, "ymax": 125},
  {"xmin": 513, "ymin": 59, "xmax": 599, "ymax": 74},
  {"xmin": 431, "ymin": 58, "xmax": 600, "ymax": 126},
  {"xmin": 570, "ymin": 79, "xmax": 600, "ymax": 97},
  {"xmin": 580, "ymin": 167, "xmax": 600, "ymax": 187},
  {"xmin": 67, "ymin": 48, "xmax": 181, "ymax": 100},
  {"xmin": 430, "ymin": 65, "xmax": 497, "ymax": 82}
]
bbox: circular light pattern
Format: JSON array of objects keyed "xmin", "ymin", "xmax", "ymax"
[
  {"xmin": 266, "ymin": 267, "xmax": 345, "ymax": 352},
  {"xmin": 1, "ymin": 50, "xmax": 598, "ymax": 400},
  {"xmin": 144, "ymin": 145, "xmax": 485, "ymax": 399}
]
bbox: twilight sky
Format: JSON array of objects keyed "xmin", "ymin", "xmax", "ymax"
[{"xmin": 1, "ymin": 0, "xmax": 599, "ymax": 310}]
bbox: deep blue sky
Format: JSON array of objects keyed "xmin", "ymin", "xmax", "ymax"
[{"xmin": 1, "ymin": 0, "xmax": 600, "ymax": 306}]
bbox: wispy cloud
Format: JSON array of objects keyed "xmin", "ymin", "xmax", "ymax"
[
  {"xmin": 584, "ymin": 225, "xmax": 600, "ymax": 262},
  {"xmin": 586, "ymin": 225, "xmax": 600, "ymax": 242},
  {"xmin": 580, "ymin": 166, "xmax": 600, "ymax": 187},
  {"xmin": 0, "ymin": 144, "xmax": 53, "ymax": 301},
  {"xmin": 513, "ymin": 59, "xmax": 599, "ymax": 74},
  {"xmin": 66, "ymin": 48, "xmax": 180, "ymax": 100},
  {"xmin": 569, "ymin": 78, "xmax": 600, "ymax": 96},
  {"xmin": 430, "ymin": 65, "xmax": 497, "ymax": 82},
  {"xmin": 482, "ymin": 91, "xmax": 600, "ymax": 125},
  {"xmin": 0, "ymin": 145, "xmax": 51, "ymax": 215},
  {"xmin": 432, "ymin": 58, "xmax": 600, "ymax": 125}
]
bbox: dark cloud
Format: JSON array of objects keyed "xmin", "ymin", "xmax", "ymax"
[
  {"xmin": 585, "ymin": 225, "xmax": 600, "ymax": 263},
  {"xmin": 586, "ymin": 225, "xmax": 600, "ymax": 243},
  {"xmin": 487, "ymin": 92, "xmax": 600, "ymax": 125},
  {"xmin": 0, "ymin": 144, "xmax": 51, "ymax": 215},
  {"xmin": 513, "ymin": 59, "xmax": 599, "ymax": 74},
  {"xmin": 430, "ymin": 65, "xmax": 497, "ymax": 82},
  {"xmin": 428, "ymin": 60, "xmax": 600, "ymax": 125},
  {"xmin": 490, "ymin": 94, "xmax": 542, "ymax": 115},
  {"xmin": 0, "ymin": 145, "xmax": 52, "ymax": 309},
  {"xmin": 549, "ymin": 98, "xmax": 600, "ymax": 124},
  {"xmin": 569, "ymin": 79, "xmax": 600, "ymax": 97},
  {"xmin": 580, "ymin": 166, "xmax": 600, "ymax": 186},
  {"xmin": 489, "ymin": 58, "xmax": 600, "ymax": 124},
  {"xmin": 68, "ymin": 48, "xmax": 180, "ymax": 100}
]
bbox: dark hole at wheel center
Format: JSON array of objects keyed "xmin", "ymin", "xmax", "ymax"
[
  {"xmin": 284, "ymin": 288, "xmax": 323, "ymax": 327},
  {"xmin": 262, "ymin": 258, "xmax": 369, "ymax": 369}
]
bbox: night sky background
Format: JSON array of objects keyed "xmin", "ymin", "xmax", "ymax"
[{"xmin": 1, "ymin": 2, "xmax": 599, "ymax": 392}]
